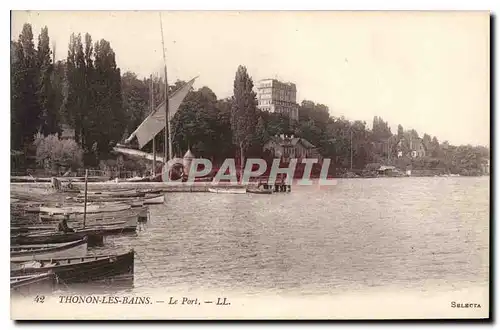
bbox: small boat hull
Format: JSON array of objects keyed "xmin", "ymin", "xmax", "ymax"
[
  {"xmin": 246, "ymin": 188, "xmax": 273, "ymax": 194},
  {"xmin": 208, "ymin": 187, "xmax": 247, "ymax": 194},
  {"xmin": 11, "ymin": 233, "xmax": 104, "ymax": 247},
  {"xmin": 80, "ymin": 215, "xmax": 138, "ymax": 234},
  {"xmin": 143, "ymin": 194, "xmax": 165, "ymax": 205},
  {"xmin": 16, "ymin": 214, "xmax": 139, "ymax": 233},
  {"xmin": 79, "ymin": 190, "xmax": 145, "ymax": 198},
  {"xmin": 11, "ymin": 250, "xmax": 135, "ymax": 284},
  {"xmin": 11, "ymin": 238, "xmax": 88, "ymax": 262},
  {"xmin": 38, "ymin": 203, "xmax": 132, "ymax": 215},
  {"xmin": 139, "ymin": 188, "xmax": 163, "ymax": 194},
  {"xmin": 39, "ymin": 207, "xmax": 147, "ymax": 222},
  {"xmin": 11, "ymin": 273, "xmax": 57, "ymax": 296}
]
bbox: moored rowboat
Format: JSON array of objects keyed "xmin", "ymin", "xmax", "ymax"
[
  {"xmin": 26, "ymin": 202, "xmax": 132, "ymax": 215},
  {"xmin": 70, "ymin": 193, "xmax": 163, "ymax": 205},
  {"xmin": 208, "ymin": 187, "xmax": 247, "ymax": 194},
  {"xmin": 38, "ymin": 207, "xmax": 148, "ymax": 223},
  {"xmin": 246, "ymin": 187, "xmax": 273, "ymax": 194},
  {"xmin": 78, "ymin": 189, "xmax": 145, "ymax": 198},
  {"xmin": 39, "ymin": 203, "xmax": 132, "ymax": 215},
  {"xmin": 75, "ymin": 215, "xmax": 138, "ymax": 233},
  {"xmin": 11, "ymin": 273, "xmax": 57, "ymax": 296},
  {"xmin": 11, "ymin": 232, "xmax": 104, "ymax": 247},
  {"xmin": 11, "ymin": 250, "xmax": 135, "ymax": 284},
  {"xmin": 143, "ymin": 194, "xmax": 165, "ymax": 205},
  {"xmin": 11, "ymin": 238, "xmax": 88, "ymax": 262},
  {"xmin": 12, "ymin": 214, "xmax": 139, "ymax": 235},
  {"xmin": 139, "ymin": 188, "xmax": 163, "ymax": 194}
]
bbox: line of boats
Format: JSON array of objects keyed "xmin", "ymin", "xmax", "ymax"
[
  {"xmin": 10, "ymin": 187, "xmax": 165, "ymax": 296},
  {"xmin": 208, "ymin": 181, "xmax": 291, "ymax": 195}
]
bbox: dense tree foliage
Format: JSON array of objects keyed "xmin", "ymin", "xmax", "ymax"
[
  {"xmin": 171, "ymin": 86, "xmax": 233, "ymax": 162},
  {"xmin": 33, "ymin": 132, "xmax": 83, "ymax": 171},
  {"xmin": 11, "ymin": 22, "xmax": 489, "ymax": 176},
  {"xmin": 11, "ymin": 24, "xmax": 40, "ymax": 150}
]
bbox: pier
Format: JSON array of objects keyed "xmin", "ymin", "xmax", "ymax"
[{"xmin": 11, "ymin": 179, "xmax": 292, "ymax": 193}]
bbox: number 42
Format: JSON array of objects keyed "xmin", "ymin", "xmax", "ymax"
[{"xmin": 34, "ymin": 295, "xmax": 45, "ymax": 303}]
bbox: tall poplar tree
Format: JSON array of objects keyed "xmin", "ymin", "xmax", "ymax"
[
  {"xmin": 11, "ymin": 40, "xmax": 24, "ymax": 150},
  {"xmin": 62, "ymin": 33, "xmax": 79, "ymax": 142},
  {"xmin": 93, "ymin": 39, "xmax": 124, "ymax": 153},
  {"xmin": 231, "ymin": 65, "xmax": 257, "ymax": 172},
  {"xmin": 16, "ymin": 23, "xmax": 40, "ymax": 147},
  {"xmin": 37, "ymin": 26, "xmax": 58, "ymax": 135}
]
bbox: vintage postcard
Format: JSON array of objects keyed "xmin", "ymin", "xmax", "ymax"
[{"xmin": 10, "ymin": 10, "xmax": 490, "ymax": 320}]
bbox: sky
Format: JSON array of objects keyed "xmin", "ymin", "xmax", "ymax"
[{"xmin": 11, "ymin": 10, "xmax": 490, "ymax": 146}]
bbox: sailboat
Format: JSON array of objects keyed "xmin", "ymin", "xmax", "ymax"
[{"xmin": 114, "ymin": 13, "xmax": 198, "ymax": 178}]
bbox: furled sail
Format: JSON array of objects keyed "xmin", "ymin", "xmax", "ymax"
[{"xmin": 124, "ymin": 76, "xmax": 198, "ymax": 149}]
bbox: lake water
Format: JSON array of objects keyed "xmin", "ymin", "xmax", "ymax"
[{"xmin": 69, "ymin": 177, "xmax": 490, "ymax": 296}]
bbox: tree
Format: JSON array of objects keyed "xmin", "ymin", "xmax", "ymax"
[
  {"xmin": 264, "ymin": 112, "xmax": 293, "ymax": 137},
  {"xmin": 51, "ymin": 60, "xmax": 66, "ymax": 131},
  {"xmin": 11, "ymin": 40, "xmax": 24, "ymax": 150},
  {"xmin": 62, "ymin": 33, "xmax": 82, "ymax": 143},
  {"xmin": 33, "ymin": 132, "xmax": 83, "ymax": 172},
  {"xmin": 422, "ymin": 133, "xmax": 432, "ymax": 151},
  {"xmin": 409, "ymin": 129, "xmax": 419, "ymax": 139},
  {"xmin": 92, "ymin": 38, "xmax": 124, "ymax": 154},
  {"xmin": 231, "ymin": 65, "xmax": 258, "ymax": 171},
  {"xmin": 171, "ymin": 86, "xmax": 233, "ymax": 162},
  {"xmin": 372, "ymin": 116, "xmax": 392, "ymax": 141},
  {"xmin": 121, "ymin": 71, "xmax": 149, "ymax": 138},
  {"xmin": 16, "ymin": 24, "xmax": 41, "ymax": 148},
  {"xmin": 37, "ymin": 26, "xmax": 58, "ymax": 136},
  {"xmin": 430, "ymin": 136, "xmax": 441, "ymax": 158},
  {"xmin": 253, "ymin": 115, "xmax": 269, "ymax": 149},
  {"xmin": 397, "ymin": 124, "xmax": 404, "ymax": 139},
  {"xmin": 299, "ymin": 100, "xmax": 329, "ymax": 126}
]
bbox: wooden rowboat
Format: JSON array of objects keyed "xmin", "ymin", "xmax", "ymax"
[
  {"xmin": 78, "ymin": 190, "xmax": 145, "ymax": 198},
  {"xmin": 38, "ymin": 207, "xmax": 148, "ymax": 222},
  {"xmin": 125, "ymin": 176, "xmax": 151, "ymax": 182},
  {"xmin": 30, "ymin": 216, "xmax": 138, "ymax": 237},
  {"xmin": 143, "ymin": 194, "xmax": 165, "ymax": 205},
  {"xmin": 80, "ymin": 188, "xmax": 136, "ymax": 194},
  {"xmin": 139, "ymin": 188, "xmax": 163, "ymax": 194},
  {"xmin": 70, "ymin": 194, "xmax": 162, "ymax": 206},
  {"xmin": 72, "ymin": 215, "xmax": 138, "ymax": 233},
  {"xmin": 11, "ymin": 238, "xmax": 88, "ymax": 262},
  {"xmin": 11, "ymin": 232, "xmax": 103, "ymax": 247},
  {"xmin": 208, "ymin": 187, "xmax": 247, "ymax": 194},
  {"xmin": 11, "ymin": 250, "xmax": 135, "ymax": 284},
  {"xmin": 13, "ymin": 214, "xmax": 139, "ymax": 234},
  {"xmin": 246, "ymin": 186, "xmax": 274, "ymax": 194},
  {"xmin": 35, "ymin": 203, "xmax": 132, "ymax": 215},
  {"xmin": 74, "ymin": 196, "xmax": 144, "ymax": 208},
  {"xmin": 11, "ymin": 273, "xmax": 57, "ymax": 296}
]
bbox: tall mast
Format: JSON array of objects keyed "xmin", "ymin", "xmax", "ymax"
[
  {"xmin": 150, "ymin": 74, "xmax": 156, "ymax": 176},
  {"xmin": 159, "ymin": 12, "xmax": 172, "ymax": 163},
  {"xmin": 350, "ymin": 129, "xmax": 353, "ymax": 171}
]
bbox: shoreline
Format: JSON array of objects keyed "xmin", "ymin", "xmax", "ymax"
[{"xmin": 9, "ymin": 175, "xmax": 489, "ymax": 196}]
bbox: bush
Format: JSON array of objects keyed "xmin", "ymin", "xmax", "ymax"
[
  {"xmin": 365, "ymin": 162, "xmax": 381, "ymax": 171},
  {"xmin": 33, "ymin": 132, "xmax": 84, "ymax": 171},
  {"xmin": 99, "ymin": 156, "xmax": 149, "ymax": 176}
]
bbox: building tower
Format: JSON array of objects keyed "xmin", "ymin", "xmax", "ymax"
[{"xmin": 255, "ymin": 78, "xmax": 299, "ymax": 121}]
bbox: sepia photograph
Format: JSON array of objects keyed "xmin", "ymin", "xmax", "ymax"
[{"xmin": 9, "ymin": 10, "xmax": 490, "ymax": 320}]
